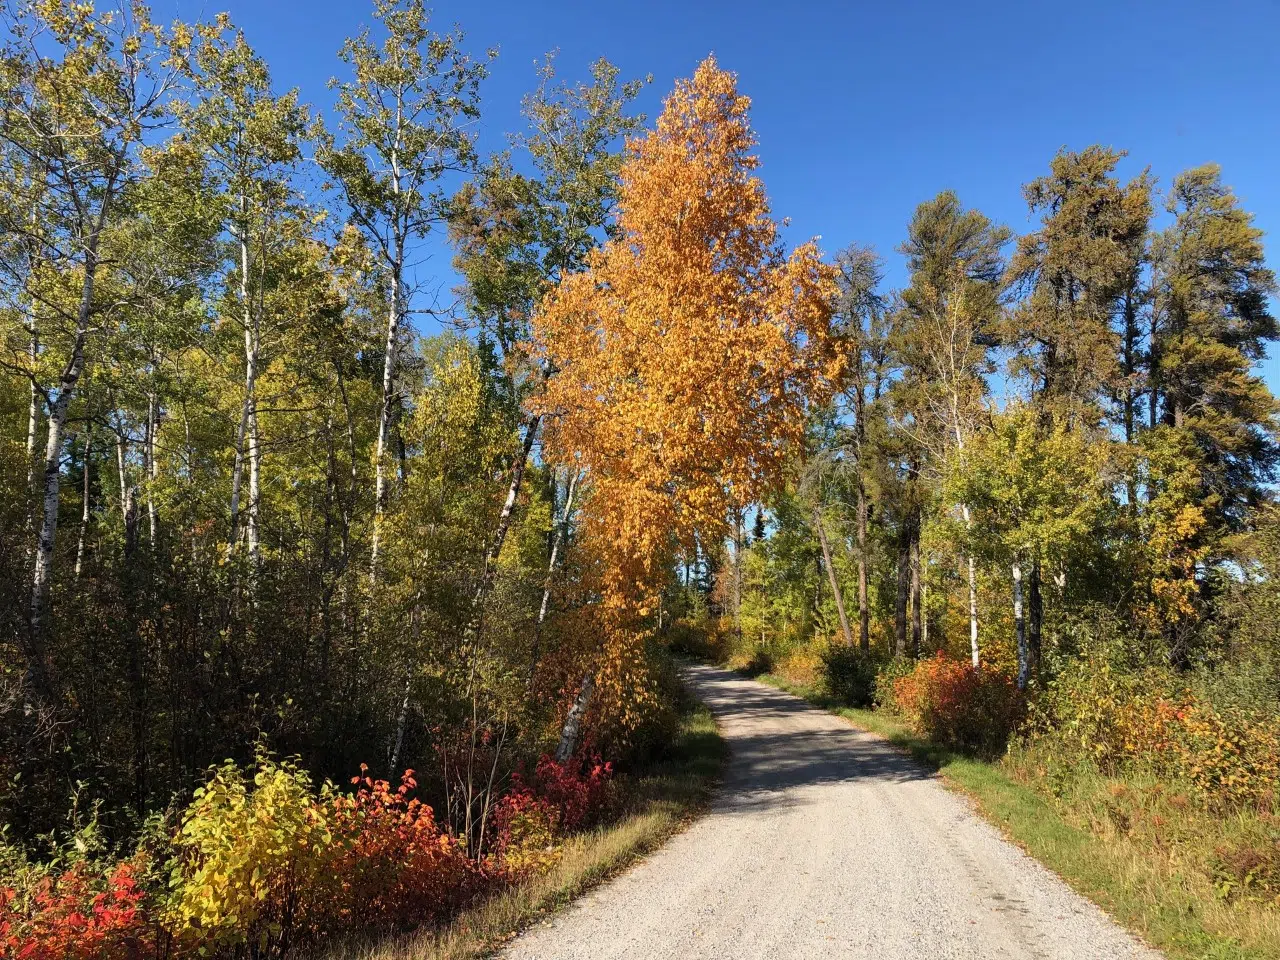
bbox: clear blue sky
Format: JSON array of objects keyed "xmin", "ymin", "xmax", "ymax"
[{"xmin": 170, "ymin": 0, "xmax": 1280, "ymax": 384}]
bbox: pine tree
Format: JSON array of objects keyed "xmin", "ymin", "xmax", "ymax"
[
  {"xmin": 893, "ymin": 191, "xmax": 1009, "ymax": 666},
  {"xmin": 1152, "ymin": 163, "xmax": 1278, "ymax": 529}
]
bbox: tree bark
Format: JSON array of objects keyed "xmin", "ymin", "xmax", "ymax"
[
  {"xmin": 146, "ymin": 389, "xmax": 159, "ymax": 546},
  {"xmin": 894, "ymin": 519, "xmax": 910, "ymax": 658},
  {"xmin": 470, "ymin": 414, "xmax": 540, "ymax": 621},
  {"xmin": 530, "ymin": 468, "xmax": 580, "ymax": 683},
  {"xmin": 1028, "ymin": 558, "xmax": 1043, "ymax": 684},
  {"xmin": 855, "ymin": 479, "xmax": 870, "ymax": 651},
  {"xmin": 74, "ymin": 427, "xmax": 91, "ymax": 579},
  {"xmin": 965, "ymin": 549, "xmax": 980, "ymax": 668},
  {"xmin": 28, "ymin": 228, "xmax": 103, "ymax": 704},
  {"xmin": 1013, "ymin": 559, "xmax": 1028, "ymax": 690},
  {"xmin": 813, "ymin": 507, "xmax": 854, "ymax": 647},
  {"xmin": 910, "ymin": 524, "xmax": 922, "ymax": 657},
  {"xmin": 554, "ymin": 671, "xmax": 595, "ymax": 763},
  {"xmin": 733, "ymin": 507, "xmax": 744, "ymax": 634}
]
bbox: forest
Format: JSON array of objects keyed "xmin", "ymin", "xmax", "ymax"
[{"xmin": 1, "ymin": 0, "xmax": 1278, "ymax": 958}]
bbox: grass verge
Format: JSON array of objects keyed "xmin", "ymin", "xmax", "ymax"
[
  {"xmin": 327, "ymin": 697, "xmax": 727, "ymax": 960},
  {"xmin": 754, "ymin": 670, "xmax": 1280, "ymax": 960}
]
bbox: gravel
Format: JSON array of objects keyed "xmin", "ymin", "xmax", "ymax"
[{"xmin": 501, "ymin": 663, "xmax": 1161, "ymax": 960}]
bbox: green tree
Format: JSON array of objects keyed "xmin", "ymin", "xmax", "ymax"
[
  {"xmin": 320, "ymin": 0, "xmax": 493, "ymax": 575},
  {"xmin": 892, "ymin": 191, "xmax": 1009, "ymax": 665},
  {"xmin": 948, "ymin": 405, "xmax": 1108, "ymax": 686}
]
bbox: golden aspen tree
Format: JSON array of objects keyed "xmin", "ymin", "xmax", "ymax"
[{"xmin": 531, "ymin": 56, "xmax": 844, "ymax": 755}]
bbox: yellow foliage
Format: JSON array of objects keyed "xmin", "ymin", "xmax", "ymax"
[{"xmin": 530, "ymin": 57, "xmax": 843, "ymax": 726}]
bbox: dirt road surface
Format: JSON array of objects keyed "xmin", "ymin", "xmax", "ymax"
[{"xmin": 502, "ymin": 663, "xmax": 1160, "ymax": 960}]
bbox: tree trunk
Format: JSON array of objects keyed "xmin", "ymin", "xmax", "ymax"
[
  {"xmin": 813, "ymin": 507, "xmax": 854, "ymax": 647},
  {"xmin": 370, "ymin": 239, "xmax": 405, "ymax": 579},
  {"xmin": 146, "ymin": 389, "xmax": 159, "ymax": 546},
  {"xmin": 1028, "ymin": 559, "xmax": 1043, "ymax": 684},
  {"xmin": 1013, "ymin": 559, "xmax": 1028, "ymax": 690},
  {"xmin": 470, "ymin": 414, "xmax": 540, "ymax": 621},
  {"xmin": 855, "ymin": 479, "xmax": 870, "ymax": 651},
  {"xmin": 555, "ymin": 671, "xmax": 595, "ymax": 763},
  {"xmin": 25, "ymin": 331, "xmax": 40, "ymax": 511},
  {"xmin": 894, "ymin": 520, "xmax": 910, "ymax": 657},
  {"xmin": 228, "ymin": 217, "xmax": 259, "ymax": 571},
  {"xmin": 733, "ymin": 507, "xmax": 744, "ymax": 635},
  {"xmin": 75, "ymin": 427, "xmax": 91, "ymax": 579},
  {"xmin": 28, "ymin": 230, "xmax": 102, "ymax": 704},
  {"xmin": 530, "ymin": 468, "xmax": 580, "ymax": 683},
  {"xmin": 387, "ymin": 675, "xmax": 412, "ymax": 775},
  {"xmin": 910, "ymin": 524, "xmax": 922, "ymax": 658},
  {"xmin": 966, "ymin": 552, "xmax": 980, "ymax": 668}
]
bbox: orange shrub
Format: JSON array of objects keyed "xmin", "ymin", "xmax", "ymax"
[
  {"xmin": 319, "ymin": 768, "xmax": 491, "ymax": 933},
  {"xmin": 1038, "ymin": 655, "xmax": 1280, "ymax": 810},
  {"xmin": 892, "ymin": 653, "xmax": 1026, "ymax": 756}
]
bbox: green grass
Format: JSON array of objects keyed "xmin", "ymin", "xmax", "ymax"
[
  {"xmin": 755, "ymin": 671, "xmax": 1280, "ymax": 960},
  {"xmin": 324, "ymin": 700, "xmax": 727, "ymax": 960}
]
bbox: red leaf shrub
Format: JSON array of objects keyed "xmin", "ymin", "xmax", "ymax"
[
  {"xmin": 525, "ymin": 754, "xmax": 615, "ymax": 833},
  {"xmin": 1, "ymin": 861, "xmax": 150, "ymax": 960},
  {"xmin": 892, "ymin": 653, "xmax": 1026, "ymax": 756},
  {"xmin": 318, "ymin": 768, "xmax": 492, "ymax": 932}
]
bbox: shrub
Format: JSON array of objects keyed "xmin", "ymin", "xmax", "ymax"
[
  {"xmin": 774, "ymin": 647, "xmax": 821, "ymax": 690},
  {"xmin": 892, "ymin": 653, "xmax": 1026, "ymax": 756},
  {"xmin": 1212, "ymin": 839, "xmax": 1280, "ymax": 906},
  {"xmin": 524, "ymin": 754, "xmax": 615, "ymax": 834},
  {"xmin": 874, "ymin": 657, "xmax": 916, "ymax": 710},
  {"xmin": 1037, "ymin": 650, "xmax": 1280, "ymax": 810},
  {"xmin": 323, "ymin": 768, "xmax": 488, "ymax": 931},
  {"xmin": 165, "ymin": 754, "xmax": 336, "ymax": 955},
  {"xmin": 489, "ymin": 791, "xmax": 561, "ymax": 876},
  {"xmin": 1, "ymin": 860, "xmax": 150, "ymax": 960},
  {"xmin": 819, "ymin": 645, "xmax": 882, "ymax": 707}
]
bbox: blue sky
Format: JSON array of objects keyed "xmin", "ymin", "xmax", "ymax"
[{"xmin": 168, "ymin": 0, "xmax": 1280, "ymax": 384}]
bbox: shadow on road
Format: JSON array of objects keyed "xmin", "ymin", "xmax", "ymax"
[{"xmin": 684, "ymin": 665, "xmax": 934, "ymax": 814}]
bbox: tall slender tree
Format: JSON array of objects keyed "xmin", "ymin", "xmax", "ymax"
[
  {"xmin": 893, "ymin": 191, "xmax": 1009, "ymax": 666},
  {"xmin": 321, "ymin": 0, "xmax": 492, "ymax": 577}
]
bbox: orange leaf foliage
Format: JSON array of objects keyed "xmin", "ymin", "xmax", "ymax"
[{"xmin": 530, "ymin": 56, "xmax": 844, "ymax": 720}]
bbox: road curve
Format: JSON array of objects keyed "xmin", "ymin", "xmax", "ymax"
[{"xmin": 502, "ymin": 663, "xmax": 1160, "ymax": 960}]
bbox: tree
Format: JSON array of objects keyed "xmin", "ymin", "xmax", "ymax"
[
  {"xmin": 449, "ymin": 55, "xmax": 647, "ymax": 644},
  {"xmin": 948, "ymin": 406, "xmax": 1107, "ymax": 687},
  {"xmin": 1141, "ymin": 164, "xmax": 1279, "ymax": 654},
  {"xmin": 892, "ymin": 191, "xmax": 1009, "ymax": 665},
  {"xmin": 321, "ymin": 0, "xmax": 492, "ymax": 576},
  {"xmin": 531, "ymin": 56, "xmax": 843, "ymax": 756},
  {"xmin": 181, "ymin": 16, "xmax": 311, "ymax": 578},
  {"xmin": 1151, "ymin": 164, "xmax": 1278, "ymax": 531},
  {"xmin": 0, "ymin": 1, "xmax": 185, "ymax": 706},
  {"xmin": 832, "ymin": 244, "xmax": 889, "ymax": 650},
  {"xmin": 1005, "ymin": 147, "xmax": 1152, "ymax": 664},
  {"xmin": 1006, "ymin": 146, "xmax": 1152, "ymax": 426}
]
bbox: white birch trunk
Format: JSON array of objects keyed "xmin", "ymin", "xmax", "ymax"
[
  {"xmin": 75, "ymin": 427, "xmax": 91, "ymax": 579},
  {"xmin": 146, "ymin": 390, "xmax": 158, "ymax": 545},
  {"xmin": 1013, "ymin": 559, "xmax": 1028, "ymax": 690},
  {"xmin": 814, "ymin": 506, "xmax": 854, "ymax": 647},
  {"xmin": 530, "ymin": 469, "xmax": 580, "ymax": 683},
  {"xmin": 28, "ymin": 230, "xmax": 102, "ymax": 696},
  {"xmin": 370, "ymin": 264, "xmax": 401, "ymax": 579},
  {"xmin": 555, "ymin": 671, "xmax": 595, "ymax": 763}
]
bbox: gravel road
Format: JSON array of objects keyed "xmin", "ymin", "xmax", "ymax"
[{"xmin": 502, "ymin": 663, "xmax": 1161, "ymax": 960}]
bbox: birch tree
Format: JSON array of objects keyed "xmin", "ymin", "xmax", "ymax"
[
  {"xmin": 321, "ymin": 0, "xmax": 492, "ymax": 578},
  {"xmin": 893, "ymin": 191, "xmax": 1009, "ymax": 666},
  {"xmin": 182, "ymin": 17, "xmax": 310, "ymax": 578},
  {"xmin": 450, "ymin": 55, "xmax": 647, "ymax": 633},
  {"xmin": 0, "ymin": 1, "xmax": 184, "ymax": 705}
]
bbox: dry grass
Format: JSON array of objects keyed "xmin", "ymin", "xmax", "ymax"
[{"xmin": 321, "ymin": 702, "xmax": 726, "ymax": 960}]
